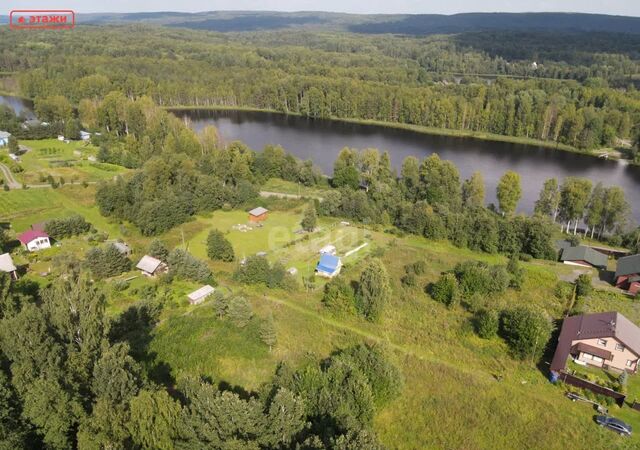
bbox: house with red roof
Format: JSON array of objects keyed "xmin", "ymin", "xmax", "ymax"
[{"xmin": 18, "ymin": 230, "xmax": 51, "ymax": 252}]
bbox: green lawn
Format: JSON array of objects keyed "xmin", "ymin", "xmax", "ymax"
[{"xmin": 262, "ymin": 177, "xmax": 331, "ymax": 198}]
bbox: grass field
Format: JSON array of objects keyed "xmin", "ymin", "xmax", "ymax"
[
  {"xmin": 14, "ymin": 139, "xmax": 128, "ymax": 184},
  {"xmin": 5, "ymin": 187, "xmax": 640, "ymax": 449}
]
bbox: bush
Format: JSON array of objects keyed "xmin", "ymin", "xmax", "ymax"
[
  {"xmin": 86, "ymin": 244, "xmax": 131, "ymax": 279},
  {"xmin": 45, "ymin": 215, "xmax": 92, "ymax": 239},
  {"xmin": 227, "ymin": 296, "xmax": 252, "ymax": 328},
  {"xmin": 322, "ymin": 277, "xmax": 356, "ymax": 313},
  {"xmin": 506, "ymin": 255, "xmax": 525, "ymax": 290},
  {"xmin": 148, "ymin": 239, "xmax": 169, "ymax": 261},
  {"xmin": 474, "ymin": 308, "xmax": 500, "ymax": 339},
  {"xmin": 206, "ymin": 230, "xmax": 235, "ymax": 262},
  {"xmin": 500, "ymin": 307, "xmax": 552, "ymax": 361},
  {"xmin": 430, "ymin": 273, "xmax": 459, "ymax": 307},
  {"xmin": 453, "ymin": 261, "xmax": 509, "ymax": 297},
  {"xmin": 404, "ymin": 260, "xmax": 426, "ymax": 276},
  {"xmin": 233, "ymin": 256, "xmax": 294, "ymax": 290},
  {"xmin": 167, "ymin": 249, "xmax": 213, "ymax": 283},
  {"xmin": 575, "ymin": 274, "xmax": 593, "ymax": 299},
  {"xmin": 400, "ymin": 272, "xmax": 417, "ymax": 288}
]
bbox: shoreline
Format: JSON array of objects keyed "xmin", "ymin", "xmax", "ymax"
[{"xmin": 166, "ymin": 104, "xmax": 612, "ymax": 158}]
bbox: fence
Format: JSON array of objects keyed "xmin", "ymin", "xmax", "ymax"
[{"xmin": 558, "ymin": 371, "xmax": 626, "ymax": 406}]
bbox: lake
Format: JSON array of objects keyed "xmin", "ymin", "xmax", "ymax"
[
  {"xmin": 173, "ymin": 108, "xmax": 640, "ymax": 223},
  {"xmin": 3, "ymin": 94, "xmax": 638, "ymax": 222}
]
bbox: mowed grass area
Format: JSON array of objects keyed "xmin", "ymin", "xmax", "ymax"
[
  {"xmin": 16, "ymin": 139, "xmax": 127, "ymax": 184},
  {"xmin": 6, "ymin": 187, "xmax": 640, "ymax": 448},
  {"xmin": 262, "ymin": 177, "xmax": 331, "ymax": 198}
]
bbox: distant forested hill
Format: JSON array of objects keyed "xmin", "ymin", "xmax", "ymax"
[{"xmin": 3, "ymin": 11, "xmax": 638, "ymax": 35}]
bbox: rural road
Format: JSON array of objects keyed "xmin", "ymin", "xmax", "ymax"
[{"xmin": 0, "ymin": 163, "xmax": 20, "ymax": 189}]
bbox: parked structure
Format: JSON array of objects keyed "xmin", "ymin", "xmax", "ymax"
[
  {"xmin": 615, "ymin": 254, "xmax": 640, "ymax": 295},
  {"xmin": 551, "ymin": 312, "xmax": 640, "ymax": 374},
  {"xmin": 17, "ymin": 230, "xmax": 51, "ymax": 252},
  {"xmin": 248, "ymin": 207, "xmax": 269, "ymax": 223},
  {"xmin": 135, "ymin": 255, "xmax": 167, "ymax": 277},
  {"xmin": 80, "ymin": 131, "xmax": 91, "ymax": 141},
  {"xmin": 0, "ymin": 131, "xmax": 10, "ymax": 147},
  {"xmin": 319, "ymin": 244, "xmax": 336, "ymax": 255},
  {"xmin": 560, "ymin": 245, "xmax": 608, "ymax": 269},
  {"xmin": 113, "ymin": 242, "xmax": 131, "ymax": 256},
  {"xmin": 187, "ymin": 285, "xmax": 215, "ymax": 305},
  {"xmin": 0, "ymin": 253, "xmax": 17, "ymax": 280},
  {"xmin": 316, "ymin": 254, "xmax": 342, "ymax": 278}
]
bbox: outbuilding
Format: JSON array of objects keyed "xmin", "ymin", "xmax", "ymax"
[
  {"xmin": 18, "ymin": 230, "xmax": 51, "ymax": 252},
  {"xmin": 80, "ymin": 131, "xmax": 91, "ymax": 141},
  {"xmin": 113, "ymin": 242, "xmax": 131, "ymax": 256},
  {"xmin": 0, "ymin": 253, "xmax": 17, "ymax": 280},
  {"xmin": 615, "ymin": 254, "xmax": 640, "ymax": 295},
  {"xmin": 248, "ymin": 207, "xmax": 268, "ymax": 223},
  {"xmin": 316, "ymin": 254, "xmax": 342, "ymax": 278},
  {"xmin": 187, "ymin": 285, "xmax": 215, "ymax": 305},
  {"xmin": 319, "ymin": 244, "xmax": 336, "ymax": 256},
  {"xmin": 560, "ymin": 245, "xmax": 608, "ymax": 270},
  {"xmin": 136, "ymin": 255, "xmax": 167, "ymax": 277}
]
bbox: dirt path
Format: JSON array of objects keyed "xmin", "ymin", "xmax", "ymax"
[{"xmin": 0, "ymin": 163, "xmax": 20, "ymax": 189}]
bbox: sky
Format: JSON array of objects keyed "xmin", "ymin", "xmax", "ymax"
[{"xmin": 3, "ymin": 1, "xmax": 640, "ymax": 16}]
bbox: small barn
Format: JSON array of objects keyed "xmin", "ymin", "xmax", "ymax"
[
  {"xmin": 319, "ymin": 245, "xmax": 336, "ymax": 256},
  {"xmin": 113, "ymin": 242, "xmax": 131, "ymax": 256},
  {"xmin": 248, "ymin": 207, "xmax": 269, "ymax": 223},
  {"xmin": 316, "ymin": 254, "xmax": 342, "ymax": 278},
  {"xmin": 560, "ymin": 245, "xmax": 608, "ymax": 270},
  {"xmin": 187, "ymin": 285, "xmax": 215, "ymax": 305},
  {"xmin": 136, "ymin": 255, "xmax": 167, "ymax": 277},
  {"xmin": 0, "ymin": 253, "xmax": 17, "ymax": 280},
  {"xmin": 615, "ymin": 254, "xmax": 640, "ymax": 295},
  {"xmin": 18, "ymin": 230, "xmax": 51, "ymax": 252}
]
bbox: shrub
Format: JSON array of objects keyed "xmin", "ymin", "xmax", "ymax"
[
  {"xmin": 45, "ymin": 215, "xmax": 92, "ymax": 239},
  {"xmin": 233, "ymin": 256, "xmax": 294, "ymax": 290},
  {"xmin": 259, "ymin": 313, "xmax": 277, "ymax": 350},
  {"xmin": 453, "ymin": 261, "xmax": 509, "ymax": 297},
  {"xmin": 430, "ymin": 273, "xmax": 459, "ymax": 307},
  {"xmin": 167, "ymin": 249, "xmax": 213, "ymax": 283},
  {"xmin": 506, "ymin": 255, "xmax": 525, "ymax": 290},
  {"xmin": 474, "ymin": 308, "xmax": 500, "ymax": 339},
  {"xmin": 322, "ymin": 277, "xmax": 356, "ymax": 313},
  {"xmin": 404, "ymin": 260, "xmax": 426, "ymax": 275},
  {"xmin": 206, "ymin": 230, "xmax": 235, "ymax": 262},
  {"xmin": 301, "ymin": 204, "xmax": 317, "ymax": 232},
  {"xmin": 356, "ymin": 259, "xmax": 391, "ymax": 321},
  {"xmin": 227, "ymin": 296, "xmax": 252, "ymax": 328},
  {"xmin": 400, "ymin": 273, "xmax": 417, "ymax": 288},
  {"xmin": 500, "ymin": 307, "xmax": 552, "ymax": 361},
  {"xmin": 575, "ymin": 274, "xmax": 593, "ymax": 299},
  {"xmin": 86, "ymin": 244, "xmax": 131, "ymax": 279}
]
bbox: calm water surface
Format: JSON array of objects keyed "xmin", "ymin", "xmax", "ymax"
[
  {"xmin": 174, "ymin": 109, "xmax": 640, "ymax": 223},
  {"xmin": 3, "ymin": 95, "xmax": 637, "ymax": 222}
]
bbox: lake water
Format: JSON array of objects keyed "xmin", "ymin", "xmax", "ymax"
[
  {"xmin": 3, "ymin": 94, "xmax": 638, "ymax": 222},
  {"xmin": 174, "ymin": 109, "xmax": 640, "ymax": 223}
]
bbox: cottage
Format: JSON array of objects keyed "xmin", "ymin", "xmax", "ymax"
[
  {"xmin": 113, "ymin": 242, "xmax": 131, "ymax": 256},
  {"xmin": 248, "ymin": 207, "xmax": 268, "ymax": 223},
  {"xmin": 0, "ymin": 131, "xmax": 11, "ymax": 147},
  {"xmin": 0, "ymin": 253, "xmax": 17, "ymax": 280},
  {"xmin": 135, "ymin": 255, "xmax": 167, "ymax": 277},
  {"xmin": 316, "ymin": 254, "xmax": 342, "ymax": 278},
  {"xmin": 560, "ymin": 245, "xmax": 608, "ymax": 270},
  {"xmin": 319, "ymin": 244, "xmax": 336, "ymax": 256},
  {"xmin": 615, "ymin": 254, "xmax": 640, "ymax": 295},
  {"xmin": 17, "ymin": 230, "xmax": 51, "ymax": 252},
  {"xmin": 551, "ymin": 312, "xmax": 640, "ymax": 374},
  {"xmin": 187, "ymin": 285, "xmax": 215, "ymax": 305},
  {"xmin": 80, "ymin": 131, "xmax": 91, "ymax": 141}
]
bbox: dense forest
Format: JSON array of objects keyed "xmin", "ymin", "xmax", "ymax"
[{"xmin": 1, "ymin": 26, "xmax": 639, "ymax": 150}]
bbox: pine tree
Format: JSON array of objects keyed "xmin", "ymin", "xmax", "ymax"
[
  {"xmin": 259, "ymin": 313, "xmax": 277, "ymax": 351},
  {"xmin": 301, "ymin": 204, "xmax": 317, "ymax": 232},
  {"xmin": 227, "ymin": 296, "xmax": 252, "ymax": 328},
  {"xmin": 206, "ymin": 230, "xmax": 235, "ymax": 262}
]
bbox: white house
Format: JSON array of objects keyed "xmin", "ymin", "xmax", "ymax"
[
  {"xmin": 0, "ymin": 253, "xmax": 17, "ymax": 279},
  {"xmin": 17, "ymin": 230, "xmax": 51, "ymax": 252},
  {"xmin": 136, "ymin": 255, "xmax": 167, "ymax": 277},
  {"xmin": 0, "ymin": 131, "xmax": 10, "ymax": 147},
  {"xmin": 187, "ymin": 285, "xmax": 215, "ymax": 305}
]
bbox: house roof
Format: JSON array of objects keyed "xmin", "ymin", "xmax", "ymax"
[
  {"xmin": 248, "ymin": 207, "xmax": 268, "ymax": 216},
  {"xmin": 616, "ymin": 254, "xmax": 640, "ymax": 278},
  {"xmin": 571, "ymin": 342, "xmax": 612, "ymax": 361},
  {"xmin": 560, "ymin": 245, "xmax": 608, "ymax": 268},
  {"xmin": 551, "ymin": 312, "xmax": 640, "ymax": 372},
  {"xmin": 17, "ymin": 230, "xmax": 49, "ymax": 245},
  {"xmin": 113, "ymin": 242, "xmax": 130, "ymax": 254},
  {"xmin": 317, "ymin": 254, "xmax": 340, "ymax": 273},
  {"xmin": 0, "ymin": 131, "xmax": 11, "ymax": 139},
  {"xmin": 187, "ymin": 285, "xmax": 215, "ymax": 301},
  {"xmin": 0, "ymin": 253, "xmax": 17, "ymax": 273},
  {"xmin": 136, "ymin": 255, "xmax": 162, "ymax": 274}
]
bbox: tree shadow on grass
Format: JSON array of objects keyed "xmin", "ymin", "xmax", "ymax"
[{"xmin": 536, "ymin": 318, "xmax": 563, "ymax": 379}]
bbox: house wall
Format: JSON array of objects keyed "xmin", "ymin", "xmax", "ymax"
[
  {"xmin": 630, "ymin": 282, "xmax": 640, "ymax": 296},
  {"xmin": 249, "ymin": 212, "xmax": 267, "ymax": 223},
  {"xmin": 26, "ymin": 237, "xmax": 50, "ymax": 252},
  {"xmin": 574, "ymin": 337, "xmax": 638, "ymax": 372}
]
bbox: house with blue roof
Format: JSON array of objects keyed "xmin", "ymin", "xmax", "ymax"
[
  {"xmin": 0, "ymin": 131, "xmax": 11, "ymax": 147},
  {"xmin": 316, "ymin": 253, "xmax": 342, "ymax": 278}
]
